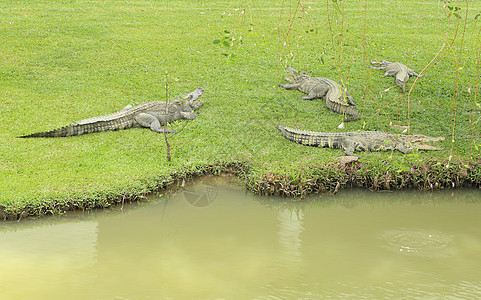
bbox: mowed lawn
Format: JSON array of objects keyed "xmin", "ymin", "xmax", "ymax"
[{"xmin": 1, "ymin": 0, "xmax": 480, "ymax": 215}]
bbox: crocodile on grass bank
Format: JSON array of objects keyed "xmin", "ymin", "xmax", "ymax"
[
  {"xmin": 18, "ymin": 87, "xmax": 204, "ymax": 138},
  {"xmin": 370, "ymin": 60, "xmax": 422, "ymax": 93},
  {"xmin": 277, "ymin": 125, "xmax": 444, "ymax": 156},
  {"xmin": 279, "ymin": 66, "xmax": 359, "ymax": 122}
]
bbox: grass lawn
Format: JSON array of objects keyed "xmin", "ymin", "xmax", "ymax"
[{"xmin": 1, "ymin": 0, "xmax": 481, "ymax": 217}]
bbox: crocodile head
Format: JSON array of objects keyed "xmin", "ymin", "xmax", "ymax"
[
  {"xmin": 284, "ymin": 66, "xmax": 311, "ymax": 83},
  {"xmin": 285, "ymin": 66, "xmax": 299, "ymax": 76},
  {"xmin": 181, "ymin": 87, "xmax": 204, "ymax": 112},
  {"xmin": 370, "ymin": 60, "xmax": 390, "ymax": 68},
  {"xmin": 404, "ymin": 134, "xmax": 445, "ymax": 151}
]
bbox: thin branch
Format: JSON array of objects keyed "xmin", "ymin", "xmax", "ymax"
[{"xmin": 164, "ymin": 81, "xmax": 171, "ymax": 162}]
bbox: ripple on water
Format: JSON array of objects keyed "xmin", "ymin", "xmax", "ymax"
[{"xmin": 378, "ymin": 229, "xmax": 457, "ymax": 258}]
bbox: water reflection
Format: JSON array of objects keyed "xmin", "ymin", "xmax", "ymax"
[
  {"xmin": 1, "ymin": 178, "xmax": 481, "ymax": 299},
  {"xmin": 0, "ymin": 222, "xmax": 98, "ymax": 299},
  {"xmin": 182, "ymin": 180, "xmax": 218, "ymax": 208}
]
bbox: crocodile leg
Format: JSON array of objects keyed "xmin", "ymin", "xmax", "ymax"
[
  {"xmin": 134, "ymin": 113, "xmax": 175, "ymax": 133},
  {"xmin": 180, "ymin": 112, "xmax": 199, "ymax": 120},
  {"xmin": 408, "ymin": 68, "xmax": 422, "ymax": 78},
  {"xmin": 380, "ymin": 69, "xmax": 398, "ymax": 77},
  {"xmin": 345, "ymin": 91, "xmax": 356, "ymax": 106},
  {"xmin": 340, "ymin": 139, "xmax": 356, "ymax": 156},
  {"xmin": 191, "ymin": 102, "xmax": 204, "ymax": 111},
  {"xmin": 395, "ymin": 143, "xmax": 412, "ymax": 154},
  {"xmin": 279, "ymin": 83, "xmax": 301, "ymax": 90},
  {"xmin": 298, "ymin": 84, "xmax": 329, "ymax": 100},
  {"xmin": 298, "ymin": 94, "xmax": 319, "ymax": 100}
]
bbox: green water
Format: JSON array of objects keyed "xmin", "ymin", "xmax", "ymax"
[{"xmin": 1, "ymin": 176, "xmax": 481, "ymax": 299}]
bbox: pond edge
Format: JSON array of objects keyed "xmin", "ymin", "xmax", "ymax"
[{"xmin": 2, "ymin": 158, "xmax": 481, "ymax": 221}]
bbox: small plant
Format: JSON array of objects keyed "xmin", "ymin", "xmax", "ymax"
[
  {"xmin": 213, "ymin": 30, "xmax": 237, "ymax": 58},
  {"xmin": 444, "ymin": 0, "xmax": 462, "ymax": 19},
  {"xmin": 162, "ymin": 71, "xmax": 179, "ymax": 162},
  {"xmin": 213, "ymin": 22, "xmax": 256, "ymax": 61},
  {"xmin": 475, "ymin": 141, "xmax": 481, "ymax": 152},
  {"xmin": 214, "ymin": 26, "xmax": 250, "ymax": 61},
  {"xmin": 331, "ymin": 0, "xmax": 343, "ymax": 14}
]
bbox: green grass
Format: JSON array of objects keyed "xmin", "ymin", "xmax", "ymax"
[{"xmin": 1, "ymin": 0, "xmax": 481, "ymax": 216}]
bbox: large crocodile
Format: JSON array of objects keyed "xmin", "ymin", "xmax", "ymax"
[
  {"xmin": 279, "ymin": 66, "xmax": 359, "ymax": 122},
  {"xmin": 276, "ymin": 125, "xmax": 444, "ymax": 156},
  {"xmin": 18, "ymin": 87, "xmax": 204, "ymax": 138},
  {"xmin": 370, "ymin": 60, "xmax": 422, "ymax": 93}
]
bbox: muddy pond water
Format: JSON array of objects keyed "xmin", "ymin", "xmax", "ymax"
[{"xmin": 1, "ymin": 176, "xmax": 481, "ymax": 299}]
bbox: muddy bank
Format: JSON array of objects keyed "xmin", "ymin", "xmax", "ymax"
[
  {"xmin": 0, "ymin": 163, "xmax": 247, "ymax": 221},
  {"xmin": 249, "ymin": 159, "xmax": 481, "ymax": 197},
  {"xmin": 2, "ymin": 159, "xmax": 481, "ymax": 221}
]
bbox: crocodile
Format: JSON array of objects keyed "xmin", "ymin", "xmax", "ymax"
[
  {"xmin": 18, "ymin": 87, "xmax": 204, "ymax": 138},
  {"xmin": 370, "ymin": 60, "xmax": 422, "ymax": 93},
  {"xmin": 279, "ymin": 66, "xmax": 359, "ymax": 122},
  {"xmin": 276, "ymin": 125, "xmax": 444, "ymax": 156}
]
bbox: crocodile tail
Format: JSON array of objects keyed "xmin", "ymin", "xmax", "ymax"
[
  {"xmin": 18, "ymin": 116, "xmax": 134, "ymax": 138},
  {"xmin": 277, "ymin": 125, "xmax": 304, "ymax": 144},
  {"xmin": 326, "ymin": 101, "xmax": 359, "ymax": 122},
  {"xmin": 277, "ymin": 125, "xmax": 302, "ymax": 143},
  {"xmin": 276, "ymin": 125, "xmax": 327, "ymax": 147}
]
